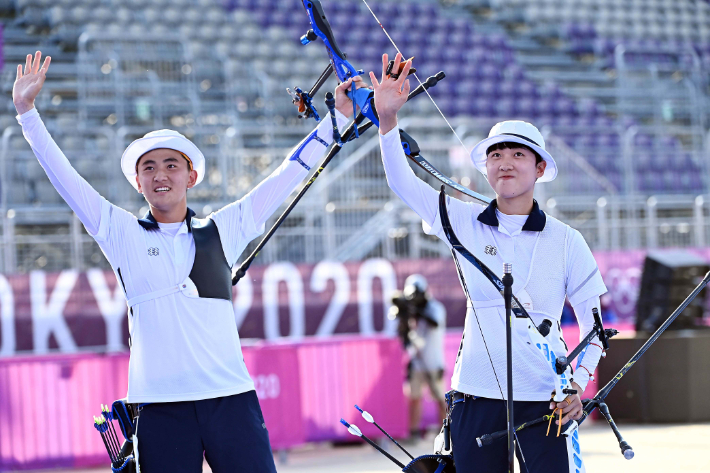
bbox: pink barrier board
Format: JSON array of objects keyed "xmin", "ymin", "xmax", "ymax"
[
  {"xmin": 296, "ymin": 336, "xmax": 406, "ymax": 442},
  {"xmin": 0, "ymin": 354, "xmax": 128, "ymax": 470},
  {"xmin": 0, "ymin": 328, "xmax": 635, "ymax": 470},
  {"xmin": 0, "ymin": 336, "xmax": 406, "ymax": 471}
]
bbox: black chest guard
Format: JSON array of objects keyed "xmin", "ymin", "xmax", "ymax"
[
  {"xmin": 189, "ymin": 217, "xmax": 232, "ymax": 302},
  {"xmin": 137, "ymin": 208, "xmax": 232, "ymax": 302}
]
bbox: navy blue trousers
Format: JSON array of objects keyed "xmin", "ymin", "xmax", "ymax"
[
  {"xmin": 136, "ymin": 390, "xmax": 277, "ymax": 473},
  {"xmin": 450, "ymin": 396, "xmax": 584, "ymax": 473}
]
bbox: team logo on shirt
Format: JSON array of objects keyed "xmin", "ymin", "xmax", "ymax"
[
  {"xmin": 484, "ymin": 245, "xmax": 497, "ymax": 256},
  {"xmin": 147, "ymin": 247, "xmax": 160, "ymax": 256}
]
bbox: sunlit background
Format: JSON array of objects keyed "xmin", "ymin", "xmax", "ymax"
[{"xmin": 0, "ymin": 0, "xmax": 709, "ymax": 471}]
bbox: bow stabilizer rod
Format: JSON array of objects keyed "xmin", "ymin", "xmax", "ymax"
[
  {"xmin": 594, "ymin": 269, "xmax": 710, "ymax": 402},
  {"xmin": 598, "ymin": 401, "xmax": 634, "ymax": 459}
]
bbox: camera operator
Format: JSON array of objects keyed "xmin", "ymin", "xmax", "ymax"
[{"xmin": 389, "ymin": 274, "xmax": 447, "ymax": 439}]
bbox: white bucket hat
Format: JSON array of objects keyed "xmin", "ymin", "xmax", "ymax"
[
  {"xmin": 121, "ymin": 129, "xmax": 205, "ymax": 191},
  {"xmin": 469, "ymin": 120, "xmax": 557, "ymax": 183}
]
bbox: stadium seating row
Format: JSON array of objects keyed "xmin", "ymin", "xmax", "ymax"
[{"xmin": 1, "ymin": 0, "xmax": 705, "ymax": 207}]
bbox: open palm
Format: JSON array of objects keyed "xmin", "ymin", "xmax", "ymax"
[
  {"xmin": 369, "ymin": 53, "xmax": 412, "ymax": 135},
  {"xmin": 13, "ymin": 51, "xmax": 51, "ymax": 115}
]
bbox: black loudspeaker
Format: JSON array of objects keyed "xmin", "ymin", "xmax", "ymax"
[
  {"xmin": 597, "ymin": 332, "xmax": 710, "ymax": 423},
  {"xmin": 635, "ymin": 250, "xmax": 709, "ymax": 333}
]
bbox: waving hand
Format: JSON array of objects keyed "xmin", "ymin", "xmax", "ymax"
[
  {"xmin": 13, "ymin": 51, "xmax": 51, "ymax": 115},
  {"xmin": 369, "ymin": 53, "xmax": 412, "ymax": 135}
]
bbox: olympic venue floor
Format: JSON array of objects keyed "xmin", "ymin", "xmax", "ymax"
[{"xmin": 29, "ymin": 421, "xmax": 710, "ymax": 473}]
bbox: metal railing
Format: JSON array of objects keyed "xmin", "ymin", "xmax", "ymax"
[
  {"xmin": 2, "ymin": 191, "xmax": 709, "ymax": 274},
  {"xmin": 78, "ymin": 33, "xmax": 200, "ymax": 128},
  {"xmin": 2, "ymin": 27, "xmax": 710, "ymax": 274}
]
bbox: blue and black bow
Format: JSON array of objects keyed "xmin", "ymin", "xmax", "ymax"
[
  {"xmin": 233, "ymin": 0, "xmax": 455, "ymax": 284},
  {"xmin": 287, "ymin": 0, "xmax": 385, "ymax": 129}
]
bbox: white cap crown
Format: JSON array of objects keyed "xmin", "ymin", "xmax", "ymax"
[
  {"xmin": 121, "ymin": 129, "xmax": 205, "ymax": 190},
  {"xmin": 470, "ymin": 120, "xmax": 557, "ymax": 183}
]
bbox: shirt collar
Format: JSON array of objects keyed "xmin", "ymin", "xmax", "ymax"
[
  {"xmin": 477, "ymin": 199, "xmax": 546, "ymax": 232},
  {"xmin": 138, "ymin": 207, "xmax": 196, "ymax": 232}
]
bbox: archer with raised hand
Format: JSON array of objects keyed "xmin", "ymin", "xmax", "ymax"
[
  {"xmin": 13, "ymin": 50, "xmax": 360, "ymax": 472},
  {"xmin": 372, "ymin": 52, "xmax": 607, "ymax": 473}
]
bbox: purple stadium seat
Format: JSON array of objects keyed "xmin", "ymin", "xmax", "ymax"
[
  {"xmin": 455, "ymin": 81, "xmax": 476, "ymax": 97},
  {"xmin": 553, "ymin": 98, "xmax": 576, "ymax": 116},
  {"xmin": 515, "ymin": 80, "xmax": 536, "ymax": 98},
  {"xmin": 516, "ymin": 98, "xmax": 535, "ymax": 117},
  {"xmin": 540, "ymin": 83, "xmax": 562, "ymax": 99},
  {"xmin": 689, "ymin": 173, "xmax": 703, "ymax": 191},
  {"xmin": 536, "ymin": 99, "xmax": 554, "ymax": 116},
  {"xmin": 339, "ymin": 2, "xmax": 359, "ymax": 15},
  {"xmin": 476, "ymin": 97, "xmax": 496, "ymax": 116},
  {"xmin": 433, "ymin": 16, "xmax": 451, "ymax": 30},
  {"xmin": 250, "ymin": 10, "xmax": 268, "ymax": 25},
  {"xmin": 495, "ymin": 99, "xmax": 517, "ymax": 117},
  {"xmin": 596, "ymin": 134, "xmax": 614, "ymax": 148},
  {"xmin": 452, "ymin": 100, "xmax": 471, "ymax": 117},
  {"xmin": 392, "ymin": 16, "xmax": 416, "ymax": 30},
  {"xmin": 434, "ymin": 80, "xmax": 455, "ymax": 97},
  {"xmin": 478, "ymin": 80, "xmax": 499, "ymax": 96},
  {"xmin": 501, "ymin": 64, "xmax": 522, "ymax": 81},
  {"xmin": 442, "ymin": 49, "xmax": 464, "ymax": 63},
  {"xmin": 435, "ymin": 96, "xmax": 455, "ymax": 116},
  {"xmin": 499, "ymin": 81, "xmax": 516, "ymax": 98},
  {"xmin": 484, "ymin": 34, "xmax": 508, "ymax": 51},
  {"xmin": 634, "ymin": 134, "xmax": 653, "ymax": 149},
  {"xmin": 270, "ymin": 11, "xmax": 290, "ymax": 27}
]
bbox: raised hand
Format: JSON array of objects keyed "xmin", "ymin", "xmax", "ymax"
[
  {"xmin": 334, "ymin": 76, "xmax": 370, "ymax": 117},
  {"xmin": 369, "ymin": 53, "xmax": 412, "ymax": 135},
  {"xmin": 13, "ymin": 51, "xmax": 51, "ymax": 115}
]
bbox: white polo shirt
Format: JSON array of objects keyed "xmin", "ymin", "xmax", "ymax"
[
  {"xmin": 18, "ymin": 107, "xmax": 347, "ymax": 403},
  {"xmin": 379, "ymin": 127, "xmax": 607, "ymax": 401}
]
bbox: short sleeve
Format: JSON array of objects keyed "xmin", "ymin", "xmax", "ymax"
[
  {"xmin": 210, "ymin": 194, "xmax": 265, "ymax": 267},
  {"xmin": 565, "ymin": 228, "xmax": 607, "ymax": 307}
]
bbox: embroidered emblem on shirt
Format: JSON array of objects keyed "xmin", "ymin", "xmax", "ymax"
[
  {"xmin": 484, "ymin": 245, "xmax": 497, "ymax": 256},
  {"xmin": 147, "ymin": 247, "xmax": 160, "ymax": 256}
]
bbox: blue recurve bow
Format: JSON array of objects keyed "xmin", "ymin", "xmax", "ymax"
[{"xmin": 288, "ymin": 0, "xmax": 379, "ymax": 131}]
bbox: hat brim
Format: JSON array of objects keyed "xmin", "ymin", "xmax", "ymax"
[
  {"xmin": 470, "ymin": 135, "xmax": 557, "ymax": 183},
  {"xmin": 121, "ymin": 135, "xmax": 205, "ymax": 191}
]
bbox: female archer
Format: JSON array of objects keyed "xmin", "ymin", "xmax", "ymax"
[{"xmin": 370, "ymin": 53, "xmax": 608, "ymax": 473}]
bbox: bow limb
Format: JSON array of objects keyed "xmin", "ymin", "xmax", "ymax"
[
  {"xmin": 298, "ymin": 0, "xmax": 380, "ymax": 126},
  {"xmin": 300, "ymin": 0, "xmax": 358, "ymax": 82}
]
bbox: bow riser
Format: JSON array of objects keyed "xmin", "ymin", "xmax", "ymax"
[
  {"xmin": 518, "ymin": 318, "xmax": 575, "ymax": 403},
  {"xmin": 297, "ymin": 0, "xmax": 380, "ymax": 127}
]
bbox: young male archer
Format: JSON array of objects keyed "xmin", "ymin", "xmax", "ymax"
[
  {"xmin": 13, "ymin": 50, "xmax": 364, "ymax": 472},
  {"xmin": 370, "ymin": 53, "xmax": 607, "ymax": 473}
]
